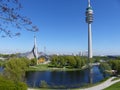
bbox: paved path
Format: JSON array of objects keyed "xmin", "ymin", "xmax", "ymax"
[{"xmin": 81, "ymin": 77, "xmax": 120, "ymax": 90}]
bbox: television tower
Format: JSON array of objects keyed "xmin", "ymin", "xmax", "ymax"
[
  {"xmin": 86, "ymin": 0, "xmax": 93, "ymax": 59},
  {"xmin": 85, "ymin": 0, "xmax": 93, "ymax": 83}
]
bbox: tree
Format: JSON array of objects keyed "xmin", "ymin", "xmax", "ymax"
[
  {"xmin": 75, "ymin": 56, "xmax": 86, "ymax": 68},
  {"xmin": 3, "ymin": 58, "xmax": 29, "ymax": 82},
  {"xmin": 30, "ymin": 58, "xmax": 37, "ymax": 66},
  {"xmin": 59, "ymin": 56, "xmax": 65, "ymax": 67},
  {"xmin": 50, "ymin": 55, "xmax": 58, "ymax": 67},
  {"xmin": 67, "ymin": 56, "xmax": 76, "ymax": 68},
  {"xmin": 0, "ymin": 0, "xmax": 38, "ymax": 37},
  {"xmin": 99, "ymin": 62, "xmax": 111, "ymax": 71},
  {"xmin": 99, "ymin": 62, "xmax": 112, "ymax": 77},
  {"xmin": 75, "ymin": 56, "xmax": 82, "ymax": 68},
  {"xmin": 109, "ymin": 60, "xmax": 120, "ymax": 74}
]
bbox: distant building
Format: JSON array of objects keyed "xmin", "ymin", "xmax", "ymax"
[
  {"xmin": 19, "ymin": 36, "xmax": 49, "ymax": 64},
  {"xmin": 26, "ymin": 35, "xmax": 39, "ymax": 59},
  {"xmin": 79, "ymin": 51, "xmax": 83, "ymax": 56}
]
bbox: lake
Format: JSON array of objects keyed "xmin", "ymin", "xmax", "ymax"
[
  {"xmin": 26, "ymin": 65, "xmax": 107, "ymax": 88},
  {"xmin": 0, "ymin": 67, "xmax": 3, "ymax": 72}
]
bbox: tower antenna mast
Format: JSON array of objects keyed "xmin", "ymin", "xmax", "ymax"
[{"xmin": 88, "ymin": 0, "xmax": 90, "ymax": 7}]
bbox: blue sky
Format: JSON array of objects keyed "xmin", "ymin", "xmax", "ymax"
[{"xmin": 0, "ymin": 0, "xmax": 120, "ymax": 55}]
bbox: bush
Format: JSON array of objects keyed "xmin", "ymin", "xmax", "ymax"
[
  {"xmin": 40, "ymin": 80, "xmax": 49, "ymax": 88},
  {"xmin": 0, "ymin": 76, "xmax": 27, "ymax": 90}
]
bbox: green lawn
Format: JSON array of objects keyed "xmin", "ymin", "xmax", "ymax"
[
  {"xmin": 27, "ymin": 64, "xmax": 49, "ymax": 71},
  {"xmin": 104, "ymin": 81, "xmax": 120, "ymax": 90},
  {"xmin": 27, "ymin": 64, "xmax": 84, "ymax": 71},
  {"xmin": 111, "ymin": 77, "xmax": 120, "ymax": 81}
]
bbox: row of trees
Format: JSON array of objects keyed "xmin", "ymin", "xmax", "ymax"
[{"xmin": 50, "ymin": 55, "xmax": 87, "ymax": 69}]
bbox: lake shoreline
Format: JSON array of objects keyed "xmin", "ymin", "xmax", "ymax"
[
  {"xmin": 26, "ymin": 64, "xmax": 88, "ymax": 72},
  {"xmin": 28, "ymin": 77, "xmax": 114, "ymax": 90}
]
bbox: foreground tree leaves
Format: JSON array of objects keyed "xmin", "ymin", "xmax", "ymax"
[{"xmin": 0, "ymin": 0, "xmax": 38, "ymax": 37}]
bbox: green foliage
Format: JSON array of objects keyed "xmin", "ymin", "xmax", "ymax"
[
  {"xmin": 0, "ymin": 61, "xmax": 4, "ymax": 67},
  {"xmin": 67, "ymin": 56, "xmax": 77, "ymax": 68},
  {"xmin": 3, "ymin": 57, "xmax": 29, "ymax": 82},
  {"xmin": 100, "ymin": 62, "xmax": 111, "ymax": 71},
  {"xmin": 30, "ymin": 58, "xmax": 37, "ymax": 66},
  {"xmin": 75, "ymin": 56, "xmax": 82, "ymax": 68},
  {"xmin": 75, "ymin": 56, "xmax": 87, "ymax": 68},
  {"xmin": 0, "ymin": 75, "xmax": 27, "ymax": 90},
  {"xmin": 59, "ymin": 56, "xmax": 65, "ymax": 67},
  {"xmin": 108, "ymin": 60, "xmax": 120, "ymax": 74},
  {"xmin": 93, "ymin": 56, "xmax": 115, "ymax": 63},
  {"xmin": 50, "ymin": 55, "xmax": 87, "ymax": 69},
  {"xmin": 0, "ymin": 54, "xmax": 9, "ymax": 58},
  {"xmin": 93, "ymin": 56, "xmax": 101, "ymax": 63},
  {"xmin": 0, "ymin": 54, "xmax": 18, "ymax": 59},
  {"xmin": 40, "ymin": 80, "xmax": 49, "ymax": 88},
  {"xmin": 99, "ymin": 62, "xmax": 112, "ymax": 77},
  {"xmin": 50, "ymin": 55, "xmax": 58, "ymax": 67}
]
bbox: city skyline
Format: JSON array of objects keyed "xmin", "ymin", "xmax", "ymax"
[{"xmin": 0, "ymin": 0, "xmax": 120, "ymax": 55}]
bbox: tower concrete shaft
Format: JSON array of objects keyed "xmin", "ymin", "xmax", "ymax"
[
  {"xmin": 86, "ymin": 0, "xmax": 93, "ymax": 58},
  {"xmin": 88, "ymin": 24, "xmax": 92, "ymax": 58}
]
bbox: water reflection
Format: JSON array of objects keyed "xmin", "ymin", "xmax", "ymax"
[
  {"xmin": 26, "ymin": 66, "xmax": 105, "ymax": 88},
  {"xmin": 0, "ymin": 67, "xmax": 3, "ymax": 72}
]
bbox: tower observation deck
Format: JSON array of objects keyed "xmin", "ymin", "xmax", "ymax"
[{"xmin": 86, "ymin": 0, "xmax": 93, "ymax": 24}]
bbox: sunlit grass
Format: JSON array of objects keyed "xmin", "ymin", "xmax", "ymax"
[
  {"xmin": 111, "ymin": 77, "xmax": 120, "ymax": 81},
  {"xmin": 103, "ymin": 81, "xmax": 120, "ymax": 90},
  {"xmin": 27, "ymin": 64, "xmax": 86, "ymax": 71}
]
